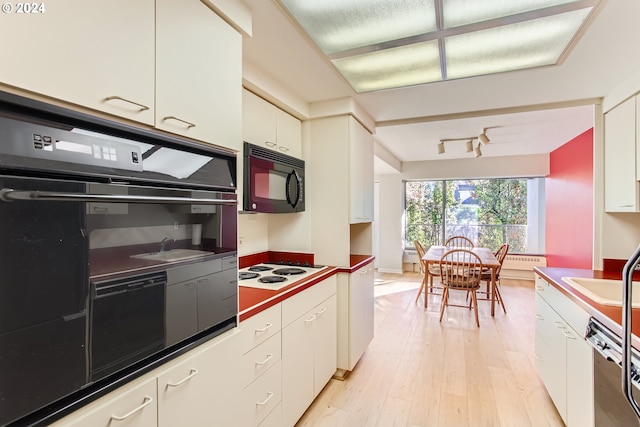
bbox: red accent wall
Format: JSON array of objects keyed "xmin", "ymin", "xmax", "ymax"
[{"xmin": 545, "ymin": 128, "xmax": 593, "ymax": 268}]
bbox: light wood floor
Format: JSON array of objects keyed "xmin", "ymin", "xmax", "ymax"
[{"xmin": 295, "ymin": 272, "xmax": 564, "ymax": 427}]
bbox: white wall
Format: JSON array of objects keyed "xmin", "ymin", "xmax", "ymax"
[{"xmin": 376, "ymin": 174, "xmax": 404, "ymax": 273}]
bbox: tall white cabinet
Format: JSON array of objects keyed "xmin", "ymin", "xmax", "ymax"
[{"xmin": 309, "ymin": 115, "xmax": 374, "ymax": 267}]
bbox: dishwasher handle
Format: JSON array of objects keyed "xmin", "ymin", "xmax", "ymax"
[{"xmin": 622, "ymin": 243, "xmax": 640, "ymax": 419}]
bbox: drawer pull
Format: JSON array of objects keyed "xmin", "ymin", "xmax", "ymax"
[
  {"xmin": 256, "ymin": 391, "xmax": 274, "ymax": 406},
  {"xmin": 104, "ymin": 95, "xmax": 150, "ymax": 112},
  {"xmin": 563, "ymin": 331, "xmax": 576, "ymax": 339},
  {"xmin": 166, "ymin": 368, "xmax": 199, "ymax": 388},
  {"xmin": 535, "ymin": 285, "xmax": 545, "ymax": 291},
  {"xmin": 304, "ymin": 315, "xmax": 317, "ymax": 324},
  {"xmin": 255, "ymin": 353, "xmax": 273, "ymax": 366},
  {"xmin": 535, "ymin": 354, "xmax": 543, "ymax": 361},
  {"xmin": 254, "ymin": 323, "xmax": 273, "ymax": 334},
  {"xmin": 554, "ymin": 321, "xmax": 565, "ymax": 328},
  {"xmin": 315, "ymin": 307, "xmax": 327, "ymax": 315},
  {"xmin": 535, "ymin": 314, "xmax": 544, "ymax": 320},
  {"xmin": 162, "ymin": 115, "xmax": 196, "ymax": 129},
  {"xmin": 110, "ymin": 395, "xmax": 153, "ymax": 421}
]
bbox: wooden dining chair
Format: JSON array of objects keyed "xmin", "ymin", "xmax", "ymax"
[
  {"xmin": 413, "ymin": 241, "xmax": 442, "ymax": 307},
  {"xmin": 444, "ymin": 235, "xmax": 475, "ymax": 249},
  {"xmin": 477, "ymin": 244, "xmax": 509, "ymax": 313},
  {"xmin": 438, "ymin": 249, "xmax": 483, "ymax": 327}
]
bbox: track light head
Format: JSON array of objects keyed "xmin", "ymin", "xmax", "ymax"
[
  {"xmin": 474, "ymin": 142, "xmax": 482, "ymax": 158},
  {"xmin": 478, "ymin": 128, "xmax": 490, "ymax": 144},
  {"xmin": 465, "ymin": 139, "xmax": 474, "ymax": 153},
  {"xmin": 437, "ymin": 141, "xmax": 445, "ymax": 154}
]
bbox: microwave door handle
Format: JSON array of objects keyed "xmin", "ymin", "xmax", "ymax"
[
  {"xmin": 0, "ymin": 188, "xmax": 238, "ymax": 205},
  {"xmin": 285, "ymin": 170, "xmax": 300, "ymax": 208},
  {"xmin": 622, "ymin": 243, "xmax": 640, "ymax": 419}
]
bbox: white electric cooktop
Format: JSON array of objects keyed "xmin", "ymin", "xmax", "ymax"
[{"xmin": 238, "ymin": 263, "xmax": 328, "ymax": 290}]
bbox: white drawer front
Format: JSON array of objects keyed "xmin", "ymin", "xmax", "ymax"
[
  {"xmin": 240, "ymin": 332, "xmax": 282, "ymax": 388},
  {"xmin": 282, "ymin": 276, "xmax": 337, "ymax": 327},
  {"xmin": 240, "ymin": 360, "xmax": 282, "ymax": 427},
  {"xmin": 238, "ymin": 304, "xmax": 282, "ymax": 354},
  {"xmin": 536, "ymin": 275, "xmax": 590, "ymax": 337}
]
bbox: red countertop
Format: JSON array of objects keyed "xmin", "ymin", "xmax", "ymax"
[
  {"xmin": 534, "ymin": 266, "xmax": 640, "ymax": 346},
  {"xmin": 238, "ymin": 255, "xmax": 374, "ymax": 322}
]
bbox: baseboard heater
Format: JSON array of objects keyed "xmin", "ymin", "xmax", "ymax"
[{"xmin": 501, "ymin": 255, "xmax": 547, "ymax": 280}]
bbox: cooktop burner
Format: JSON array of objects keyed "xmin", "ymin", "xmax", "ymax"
[
  {"xmin": 273, "ymin": 268, "xmax": 306, "ymax": 276},
  {"xmin": 249, "ymin": 265, "xmax": 273, "ymax": 272},
  {"xmin": 258, "ymin": 275, "xmax": 287, "ymax": 284},
  {"xmin": 239, "ymin": 272, "xmax": 260, "ymax": 280}
]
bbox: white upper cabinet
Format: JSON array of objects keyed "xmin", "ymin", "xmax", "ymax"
[
  {"xmin": 242, "ymin": 89, "xmax": 302, "ymax": 158},
  {"xmin": 0, "ymin": 0, "xmax": 242, "ymax": 151},
  {"xmin": 0, "ymin": 0, "xmax": 155, "ymax": 125},
  {"xmin": 349, "ymin": 118, "xmax": 374, "ymax": 223},
  {"xmin": 156, "ymin": 0, "xmax": 241, "ymax": 149},
  {"xmin": 604, "ymin": 95, "xmax": 639, "ymax": 212}
]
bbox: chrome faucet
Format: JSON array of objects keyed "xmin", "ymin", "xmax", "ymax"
[{"xmin": 159, "ymin": 237, "xmax": 175, "ymax": 253}]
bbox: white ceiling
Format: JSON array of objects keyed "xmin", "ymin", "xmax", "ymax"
[{"xmin": 242, "ymin": 0, "xmax": 640, "ymax": 172}]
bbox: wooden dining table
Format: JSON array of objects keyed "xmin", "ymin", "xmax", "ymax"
[{"xmin": 422, "ymin": 246, "xmax": 502, "ymax": 315}]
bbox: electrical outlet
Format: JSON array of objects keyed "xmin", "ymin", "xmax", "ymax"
[{"xmin": 239, "ymin": 236, "xmax": 244, "ymax": 246}]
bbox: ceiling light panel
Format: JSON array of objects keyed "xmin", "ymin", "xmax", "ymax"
[
  {"xmin": 279, "ymin": 0, "xmax": 437, "ymax": 55},
  {"xmin": 442, "ymin": 0, "xmax": 582, "ymax": 28},
  {"xmin": 445, "ymin": 8, "xmax": 591, "ymax": 80},
  {"xmin": 332, "ymin": 41, "xmax": 442, "ymax": 92}
]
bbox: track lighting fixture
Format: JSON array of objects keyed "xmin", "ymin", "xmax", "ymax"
[
  {"xmin": 465, "ymin": 139, "xmax": 474, "ymax": 153},
  {"xmin": 474, "ymin": 142, "xmax": 482, "ymax": 158},
  {"xmin": 478, "ymin": 128, "xmax": 490, "ymax": 145},
  {"xmin": 436, "ymin": 127, "xmax": 497, "ymax": 157}
]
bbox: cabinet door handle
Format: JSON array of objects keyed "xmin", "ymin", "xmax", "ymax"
[
  {"xmin": 104, "ymin": 96, "xmax": 150, "ymax": 112},
  {"xmin": 304, "ymin": 315, "xmax": 317, "ymax": 324},
  {"xmin": 315, "ymin": 307, "xmax": 327, "ymax": 315},
  {"xmin": 162, "ymin": 115, "xmax": 196, "ymax": 129},
  {"xmin": 264, "ymin": 141, "xmax": 277, "ymax": 148},
  {"xmin": 166, "ymin": 368, "xmax": 199, "ymax": 388},
  {"xmin": 256, "ymin": 391, "xmax": 274, "ymax": 406},
  {"xmin": 535, "ymin": 314, "xmax": 543, "ymax": 320},
  {"xmin": 564, "ymin": 331, "xmax": 576, "ymax": 339},
  {"xmin": 535, "ymin": 285, "xmax": 545, "ymax": 291},
  {"xmin": 110, "ymin": 395, "xmax": 153, "ymax": 421},
  {"xmin": 254, "ymin": 323, "xmax": 272, "ymax": 334},
  {"xmin": 255, "ymin": 353, "xmax": 273, "ymax": 366},
  {"xmin": 554, "ymin": 321, "xmax": 565, "ymax": 328},
  {"xmin": 278, "ymin": 146, "xmax": 289, "ymax": 153}
]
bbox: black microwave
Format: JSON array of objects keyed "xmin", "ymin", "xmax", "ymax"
[{"xmin": 243, "ymin": 141, "xmax": 305, "ymax": 213}]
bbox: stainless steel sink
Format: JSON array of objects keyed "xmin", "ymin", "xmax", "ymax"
[
  {"xmin": 130, "ymin": 249, "xmax": 211, "ymax": 263},
  {"xmin": 561, "ymin": 277, "xmax": 640, "ymax": 308}
]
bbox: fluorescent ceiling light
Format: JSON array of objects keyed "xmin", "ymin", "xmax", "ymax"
[{"xmin": 278, "ymin": 0, "xmax": 600, "ymax": 92}]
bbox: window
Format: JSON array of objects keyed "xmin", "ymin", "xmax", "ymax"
[{"xmin": 405, "ymin": 178, "xmax": 544, "ymax": 253}]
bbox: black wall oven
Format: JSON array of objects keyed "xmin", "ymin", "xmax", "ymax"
[{"xmin": 0, "ymin": 92, "xmax": 238, "ymax": 426}]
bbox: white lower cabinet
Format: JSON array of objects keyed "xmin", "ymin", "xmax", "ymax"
[
  {"xmin": 156, "ymin": 330, "xmax": 243, "ymax": 427},
  {"xmin": 337, "ymin": 263, "xmax": 374, "ymax": 372},
  {"xmin": 50, "ymin": 376, "xmax": 158, "ymax": 427},
  {"xmin": 534, "ymin": 275, "xmax": 594, "ymax": 427},
  {"xmin": 282, "ymin": 276, "xmax": 337, "ymax": 426}
]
